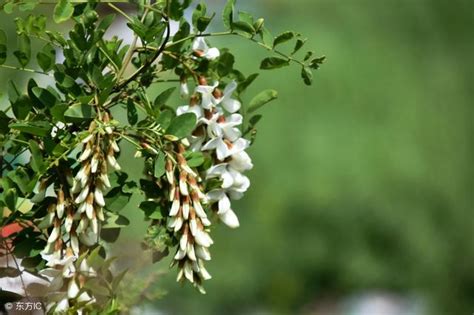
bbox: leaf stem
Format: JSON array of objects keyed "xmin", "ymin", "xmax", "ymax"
[{"xmin": 0, "ymin": 64, "xmax": 51, "ymax": 76}]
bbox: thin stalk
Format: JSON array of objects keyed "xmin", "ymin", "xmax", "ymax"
[{"xmin": 0, "ymin": 64, "xmax": 51, "ymax": 76}]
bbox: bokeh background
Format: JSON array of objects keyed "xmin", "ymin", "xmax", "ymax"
[{"xmin": 2, "ymin": 0, "xmax": 474, "ymax": 314}]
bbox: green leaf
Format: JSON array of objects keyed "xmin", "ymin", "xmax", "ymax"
[
  {"xmin": 53, "ymin": 0, "xmax": 74, "ymax": 24},
  {"xmin": 196, "ymin": 14, "xmax": 214, "ymax": 33},
  {"xmin": 309, "ymin": 56, "xmax": 326, "ymax": 70},
  {"xmin": 127, "ymin": 99, "xmax": 138, "ymax": 125},
  {"xmin": 7, "ymin": 168, "xmax": 33, "ymax": 194},
  {"xmin": 4, "ymin": 188, "xmax": 17, "ymax": 211},
  {"xmin": 139, "ymin": 201, "xmax": 163, "ymax": 219},
  {"xmin": 301, "ymin": 66, "xmax": 313, "ymax": 86},
  {"xmin": 217, "ymin": 51, "xmax": 235, "ymax": 77},
  {"xmin": 7, "ymin": 80, "xmax": 20, "ymax": 103},
  {"xmin": 0, "ymin": 111, "xmax": 10, "ymax": 134},
  {"xmin": 248, "ymin": 89, "xmax": 278, "ymax": 113},
  {"xmin": 238, "ymin": 73, "xmax": 259, "ymax": 94},
  {"xmin": 32, "ymin": 87, "xmax": 57, "ymax": 108},
  {"xmin": 11, "ymin": 95, "xmax": 32, "ymax": 120},
  {"xmin": 105, "ymin": 187, "xmax": 132, "ymax": 212},
  {"xmin": 259, "ymin": 27, "xmax": 273, "ymax": 47},
  {"xmin": 249, "ymin": 114, "xmax": 262, "ymax": 127},
  {"xmin": 185, "ymin": 151, "xmax": 205, "ymax": 167},
  {"xmin": 222, "ymin": 0, "xmax": 235, "ymax": 29},
  {"xmin": 18, "ymin": 0, "xmax": 37, "ymax": 12},
  {"xmin": 238, "ymin": 11, "xmax": 254, "ymax": 25},
  {"xmin": 260, "ymin": 57, "xmax": 290, "ymax": 70},
  {"xmin": 13, "ymin": 33, "xmax": 31, "ymax": 67},
  {"xmin": 232, "ymin": 21, "xmax": 255, "ymax": 35},
  {"xmin": 156, "ymin": 109, "xmax": 173, "ymax": 129},
  {"xmin": 29, "ymin": 140, "xmax": 44, "ymax": 173},
  {"xmin": 166, "ymin": 113, "xmax": 197, "ymax": 139},
  {"xmin": 64, "ymin": 104, "xmax": 96, "ymax": 121},
  {"xmin": 103, "ymin": 213, "xmax": 130, "ymax": 229},
  {"xmin": 153, "ymin": 87, "xmax": 176, "ymax": 110},
  {"xmin": 304, "ymin": 51, "xmax": 313, "ymax": 61},
  {"xmin": 273, "ymin": 31, "xmax": 295, "ymax": 48},
  {"xmin": 3, "ymin": 2, "xmax": 15, "ymax": 14},
  {"xmin": 0, "ymin": 29, "xmax": 7, "ymax": 65},
  {"xmin": 292, "ymin": 38, "xmax": 307, "ymax": 55},
  {"xmin": 9, "ymin": 121, "xmax": 51, "ymax": 137},
  {"xmin": 154, "ymin": 154, "xmax": 166, "ymax": 178}
]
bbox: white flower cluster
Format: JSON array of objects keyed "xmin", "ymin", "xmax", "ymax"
[
  {"xmin": 40, "ymin": 249, "xmax": 96, "ymax": 313},
  {"xmin": 166, "ymin": 144, "xmax": 213, "ymax": 293},
  {"xmin": 177, "ymin": 39, "xmax": 253, "ymax": 229},
  {"xmin": 38, "ymin": 112, "xmax": 120, "ymax": 312},
  {"xmin": 71, "ymin": 114, "xmax": 120, "ymax": 247}
]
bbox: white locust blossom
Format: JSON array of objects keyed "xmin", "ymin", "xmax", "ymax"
[
  {"xmin": 176, "ymin": 76, "xmax": 253, "ymax": 230},
  {"xmin": 192, "ymin": 37, "xmax": 220, "ymax": 60}
]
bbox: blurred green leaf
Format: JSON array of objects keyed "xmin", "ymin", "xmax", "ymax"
[
  {"xmin": 53, "ymin": 0, "xmax": 74, "ymax": 23},
  {"xmin": 166, "ymin": 113, "xmax": 196, "ymax": 139},
  {"xmin": 273, "ymin": 31, "xmax": 295, "ymax": 48},
  {"xmin": 260, "ymin": 57, "xmax": 289, "ymax": 70},
  {"xmin": 0, "ymin": 29, "xmax": 7, "ymax": 65},
  {"xmin": 13, "ymin": 33, "xmax": 31, "ymax": 67},
  {"xmin": 248, "ymin": 89, "xmax": 278, "ymax": 113}
]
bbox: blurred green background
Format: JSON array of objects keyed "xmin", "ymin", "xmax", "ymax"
[
  {"xmin": 2, "ymin": 0, "xmax": 474, "ymax": 314},
  {"xmin": 146, "ymin": 0, "xmax": 474, "ymax": 314}
]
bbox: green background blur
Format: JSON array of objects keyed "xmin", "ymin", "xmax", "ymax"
[
  {"xmin": 148, "ymin": 1, "xmax": 474, "ymax": 314},
  {"xmin": 1, "ymin": 0, "xmax": 474, "ymax": 314}
]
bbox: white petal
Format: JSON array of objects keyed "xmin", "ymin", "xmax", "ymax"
[
  {"xmin": 189, "ymin": 219, "xmax": 198, "ymax": 236},
  {"xmin": 182, "ymin": 202, "xmax": 190, "ymax": 219},
  {"xmin": 194, "ymin": 230, "xmax": 212, "ymax": 247},
  {"xmin": 56, "ymin": 203, "xmax": 65, "ymax": 219},
  {"xmin": 174, "ymin": 248, "xmax": 186, "ymax": 260},
  {"xmin": 47, "ymin": 226, "xmax": 60, "ymax": 244},
  {"xmin": 71, "ymin": 235, "xmax": 79, "ymax": 256},
  {"xmin": 55, "ymin": 298, "xmax": 69, "ymax": 312},
  {"xmin": 229, "ymin": 151, "xmax": 253, "ymax": 172},
  {"xmin": 65, "ymin": 216, "xmax": 73, "ymax": 233},
  {"xmin": 170, "ymin": 200, "xmax": 180, "ymax": 216},
  {"xmin": 86, "ymin": 203, "xmax": 94, "ymax": 219},
  {"xmin": 193, "ymin": 202, "xmax": 207, "ymax": 219},
  {"xmin": 204, "ymin": 47, "xmax": 220, "ymax": 60},
  {"xmin": 94, "ymin": 189, "xmax": 105, "ymax": 207},
  {"xmin": 75, "ymin": 186, "xmax": 89, "ymax": 204},
  {"xmin": 174, "ymin": 217, "xmax": 183, "ymax": 232},
  {"xmin": 107, "ymin": 155, "xmax": 121, "ymax": 171},
  {"xmin": 192, "ymin": 37, "xmax": 209, "ymax": 52},
  {"xmin": 195, "ymin": 245, "xmax": 211, "ymax": 261},
  {"xmin": 79, "ymin": 148, "xmax": 91, "ymax": 161},
  {"xmin": 199, "ymin": 263, "xmax": 212, "ymax": 280},
  {"xmin": 180, "ymin": 233, "xmax": 188, "ymax": 251},
  {"xmin": 184, "ymin": 261, "xmax": 194, "ymax": 283},
  {"xmin": 222, "ymin": 98, "xmax": 241, "ymax": 113},
  {"xmin": 67, "ymin": 279, "xmax": 80, "ymax": 299},
  {"xmin": 90, "ymin": 156, "xmax": 99, "ymax": 173},
  {"xmin": 219, "ymin": 209, "xmax": 240, "ymax": 228},
  {"xmin": 217, "ymin": 194, "xmax": 231, "ymax": 214},
  {"xmin": 187, "ymin": 243, "xmax": 197, "ymax": 261}
]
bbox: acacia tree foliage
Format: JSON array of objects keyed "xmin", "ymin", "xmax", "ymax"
[{"xmin": 0, "ymin": 0, "xmax": 324, "ymax": 313}]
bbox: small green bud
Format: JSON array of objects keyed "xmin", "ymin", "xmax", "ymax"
[{"xmin": 254, "ymin": 18, "xmax": 265, "ymax": 33}]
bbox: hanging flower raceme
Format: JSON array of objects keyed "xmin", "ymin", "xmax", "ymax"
[
  {"xmin": 165, "ymin": 143, "xmax": 213, "ymax": 293},
  {"xmin": 37, "ymin": 112, "xmax": 121, "ymax": 312},
  {"xmin": 177, "ymin": 75, "xmax": 253, "ymax": 231},
  {"xmin": 72, "ymin": 113, "xmax": 120, "ymax": 246}
]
